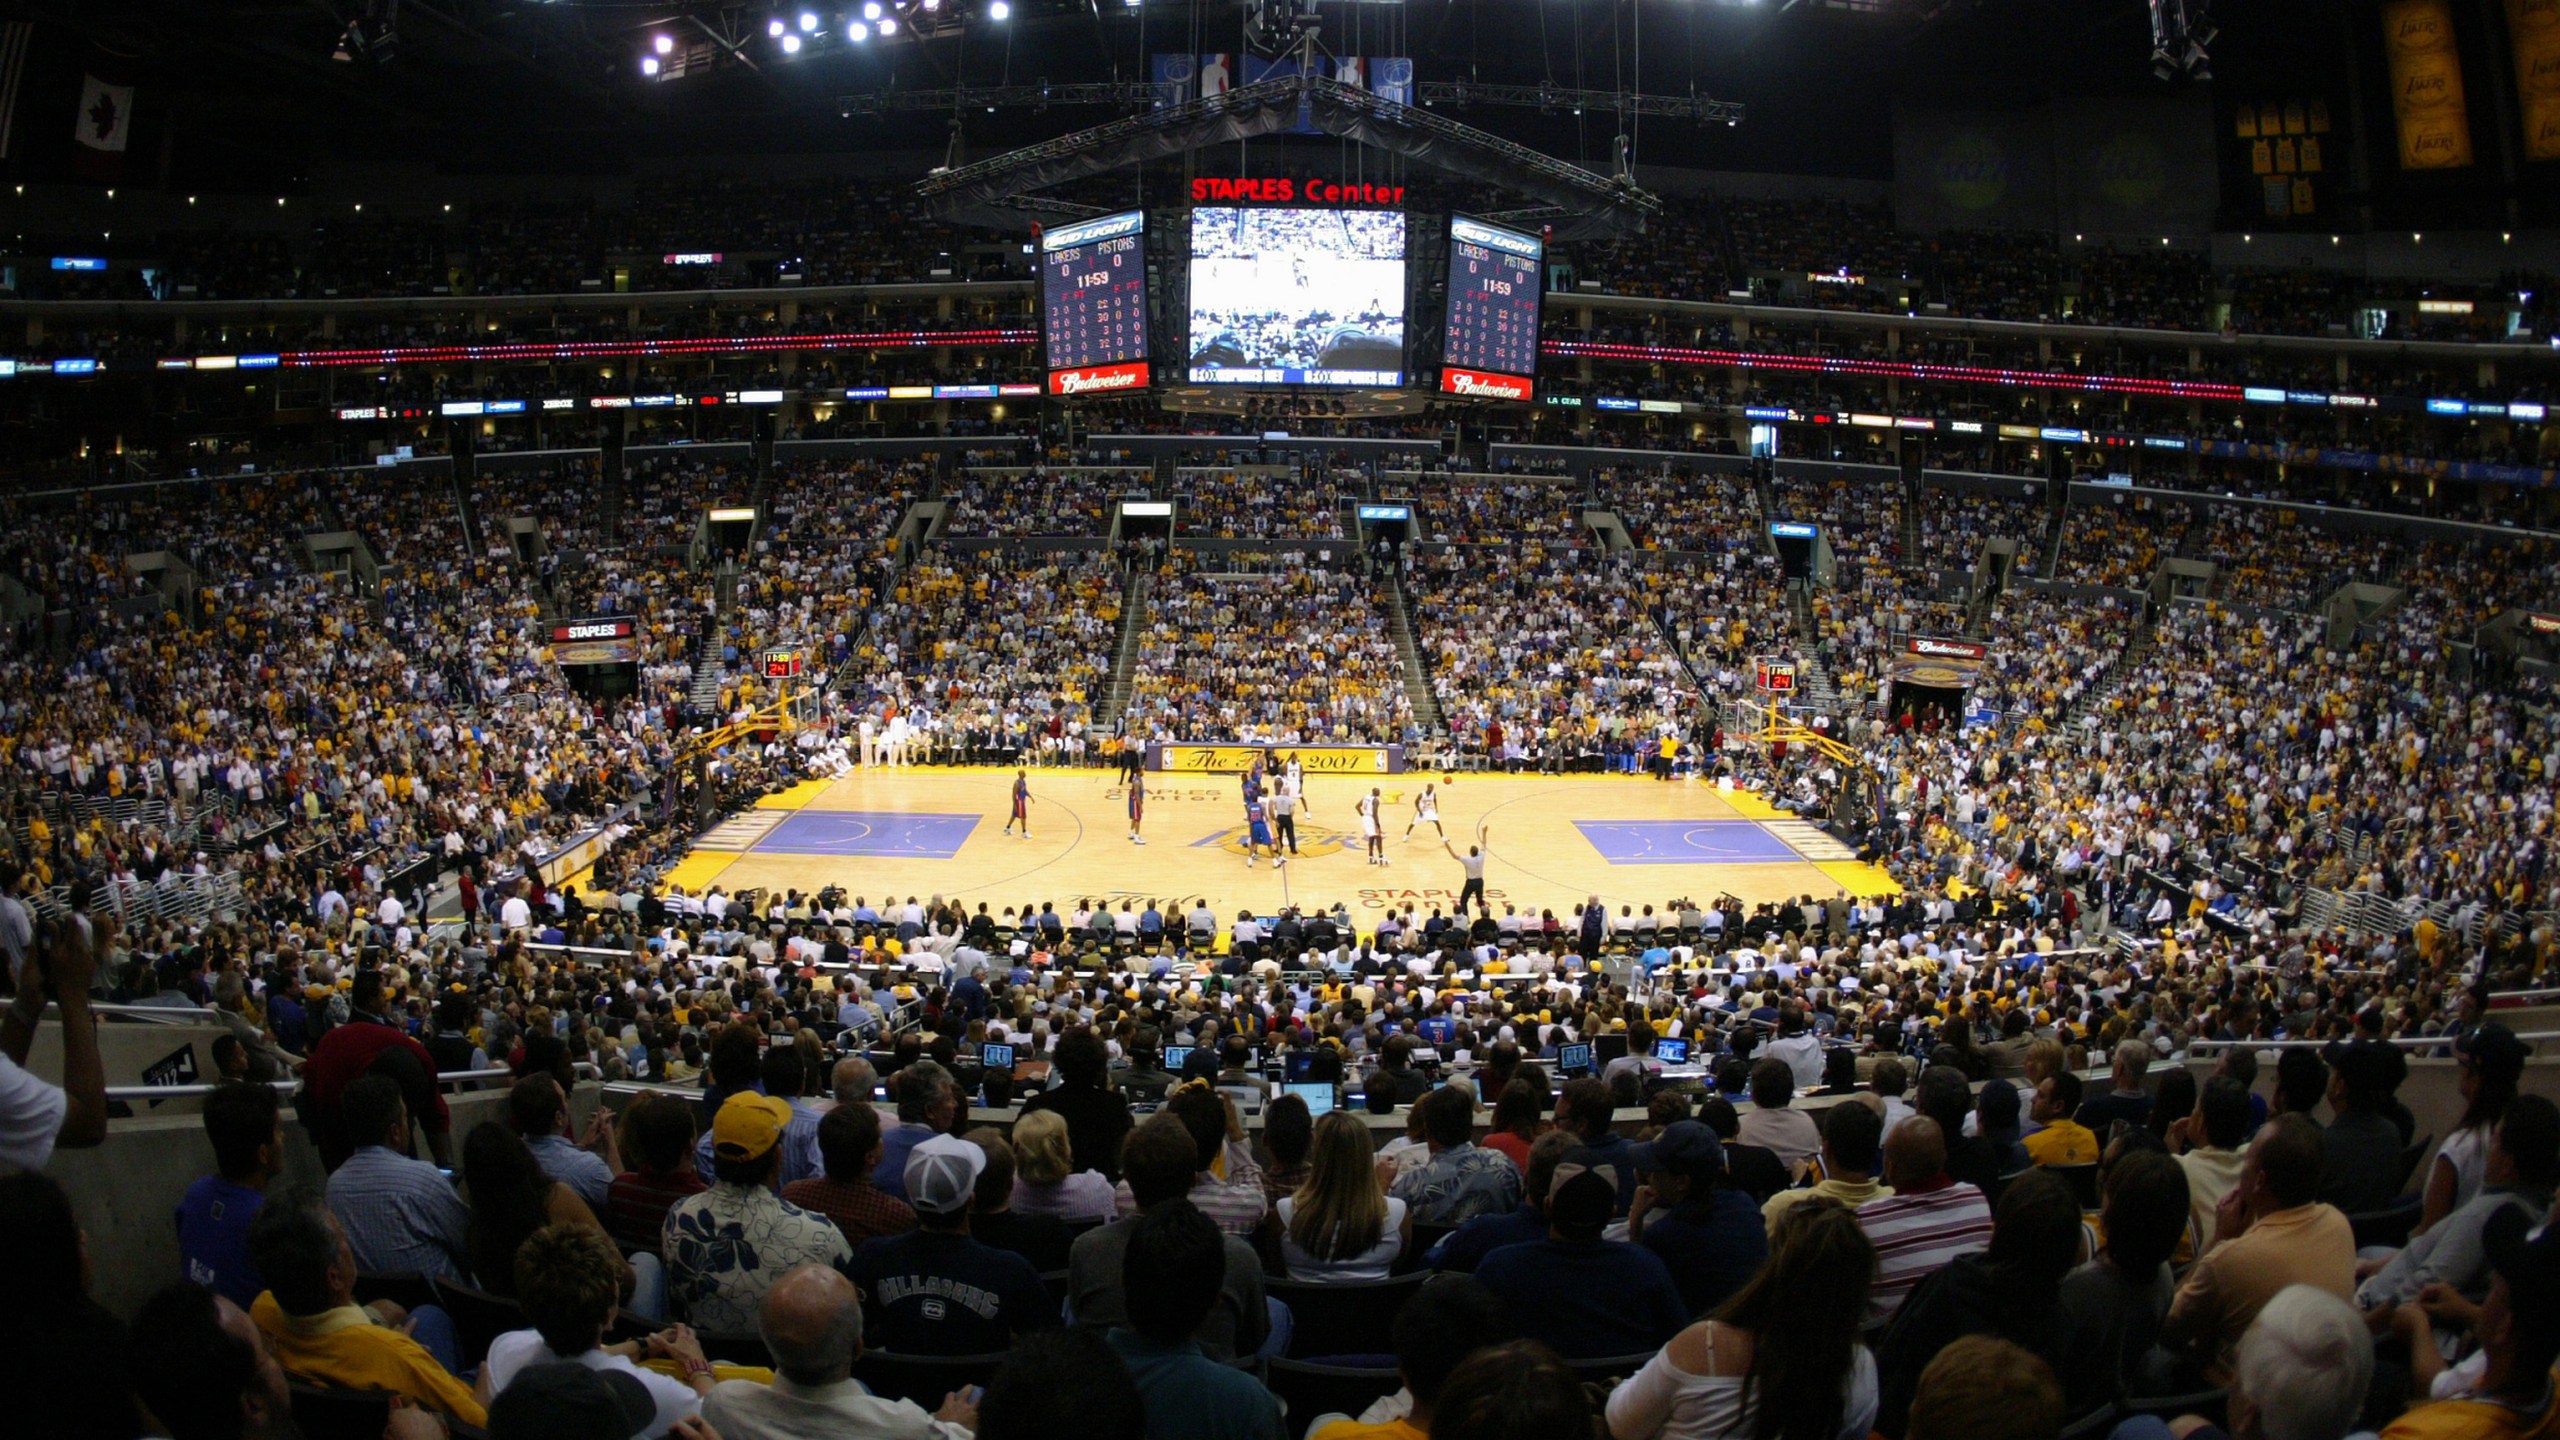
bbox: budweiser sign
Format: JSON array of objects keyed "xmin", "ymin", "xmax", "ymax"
[
  {"xmin": 1904, "ymin": 636, "xmax": 1988, "ymax": 660},
  {"xmin": 1440, "ymin": 367, "xmax": 1532, "ymax": 401},
  {"xmin": 1048, "ymin": 362, "xmax": 1150, "ymax": 396}
]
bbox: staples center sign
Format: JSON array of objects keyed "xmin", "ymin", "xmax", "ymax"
[
  {"xmin": 1188, "ymin": 177, "xmax": 1408, "ymax": 206},
  {"xmin": 1048, "ymin": 361, "xmax": 1151, "ymax": 396},
  {"xmin": 1440, "ymin": 367, "xmax": 1533, "ymax": 401}
]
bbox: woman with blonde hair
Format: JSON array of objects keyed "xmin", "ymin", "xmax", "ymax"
[
  {"xmin": 1605, "ymin": 1198, "xmax": 1879, "ymax": 1440},
  {"xmin": 1278, "ymin": 1109, "xmax": 1409, "ymax": 1282},
  {"xmin": 1007, "ymin": 1107, "xmax": 1116, "ymax": 1222}
]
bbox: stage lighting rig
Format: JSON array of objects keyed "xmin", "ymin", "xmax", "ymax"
[
  {"xmin": 1245, "ymin": 0, "xmax": 1319, "ymax": 56},
  {"xmin": 2149, "ymin": 0, "xmax": 2215, "ymax": 82},
  {"xmin": 331, "ymin": 0, "xmax": 400, "ymax": 63}
]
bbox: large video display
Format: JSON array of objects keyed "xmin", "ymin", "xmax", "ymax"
[
  {"xmin": 1186, "ymin": 207, "xmax": 1406, "ymax": 386},
  {"xmin": 1440, "ymin": 215, "xmax": 1543, "ymax": 400},
  {"xmin": 1039, "ymin": 210, "xmax": 1150, "ymax": 396}
]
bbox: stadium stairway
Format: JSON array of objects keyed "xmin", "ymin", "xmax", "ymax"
[
  {"xmin": 449, "ymin": 469, "xmax": 485, "ymax": 557},
  {"xmin": 1386, "ymin": 570, "xmax": 1442, "ymax": 735},
  {"xmin": 2061, "ymin": 624, "xmax": 2155, "ymax": 729},
  {"xmin": 1095, "ymin": 563, "xmax": 1152, "ymax": 730}
]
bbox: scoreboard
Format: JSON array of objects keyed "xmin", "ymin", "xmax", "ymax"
[
  {"xmin": 1040, "ymin": 210, "xmax": 1150, "ymax": 396},
  {"xmin": 1439, "ymin": 215, "xmax": 1543, "ymax": 401}
]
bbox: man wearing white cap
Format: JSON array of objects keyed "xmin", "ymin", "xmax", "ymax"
[{"xmin": 842, "ymin": 1134, "xmax": 1055, "ymax": 1356}]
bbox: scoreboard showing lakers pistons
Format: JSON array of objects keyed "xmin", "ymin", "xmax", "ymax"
[
  {"xmin": 1439, "ymin": 215, "xmax": 1543, "ymax": 401},
  {"xmin": 1040, "ymin": 210, "xmax": 1150, "ymax": 397}
]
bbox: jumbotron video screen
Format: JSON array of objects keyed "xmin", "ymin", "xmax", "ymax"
[{"xmin": 1186, "ymin": 206, "xmax": 1407, "ymax": 386}]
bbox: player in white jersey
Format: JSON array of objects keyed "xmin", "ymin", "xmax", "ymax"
[
  {"xmin": 1357, "ymin": 788, "xmax": 1386, "ymax": 865},
  {"xmin": 1404, "ymin": 782, "xmax": 1444, "ymax": 840}
]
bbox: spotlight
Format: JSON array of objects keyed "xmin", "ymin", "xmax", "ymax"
[
  {"xmin": 989, "ymin": 1, "xmax": 1008, "ymax": 17},
  {"xmin": 798, "ymin": 10, "xmax": 819, "ymax": 30},
  {"xmin": 863, "ymin": 1, "xmax": 881, "ymax": 17},
  {"xmin": 782, "ymin": 32, "xmax": 802, "ymax": 50},
  {"xmin": 847, "ymin": 19, "xmax": 869, "ymax": 38},
  {"xmin": 768, "ymin": 16, "xmax": 786, "ymax": 35},
  {"xmin": 653, "ymin": 32, "xmax": 674, "ymax": 54},
  {"xmin": 878, "ymin": 16, "xmax": 896, "ymax": 32},
  {"xmin": 641, "ymin": 55, "xmax": 661, "ymax": 74}
]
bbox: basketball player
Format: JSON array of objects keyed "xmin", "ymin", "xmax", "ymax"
[
  {"xmin": 1403, "ymin": 782, "xmax": 1445, "ymax": 841},
  {"xmin": 1127, "ymin": 769, "xmax": 1147, "ymax": 846},
  {"xmin": 1356, "ymin": 787, "xmax": 1386, "ymax": 866},
  {"xmin": 1269, "ymin": 779, "xmax": 1304, "ymax": 857},
  {"xmin": 1443, "ymin": 825, "xmax": 1491, "ymax": 912},
  {"xmin": 1244, "ymin": 794, "xmax": 1280, "ymax": 869},
  {"xmin": 1003, "ymin": 768, "xmax": 1033, "ymax": 838},
  {"xmin": 1282, "ymin": 751, "xmax": 1304, "ymax": 793}
]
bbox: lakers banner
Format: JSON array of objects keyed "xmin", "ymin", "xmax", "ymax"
[
  {"xmin": 1888, "ymin": 635, "xmax": 1991, "ymax": 690},
  {"xmin": 2510, "ymin": 0, "xmax": 2560, "ymax": 161},
  {"xmin": 2385, "ymin": 0, "xmax": 2475, "ymax": 169},
  {"xmin": 1149, "ymin": 744, "xmax": 1401, "ymax": 774}
]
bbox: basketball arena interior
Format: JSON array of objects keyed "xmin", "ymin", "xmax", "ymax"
[{"xmin": 0, "ymin": 1, "xmax": 2557, "ymax": 1438}]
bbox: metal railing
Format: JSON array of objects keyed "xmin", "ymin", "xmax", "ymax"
[
  {"xmin": 2184, "ymin": 1032, "xmax": 2560, "ymax": 1056},
  {"xmin": 101, "ymin": 1066, "xmax": 525, "ymax": 1104}
]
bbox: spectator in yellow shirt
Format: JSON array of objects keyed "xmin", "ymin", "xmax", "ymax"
[
  {"xmin": 2022, "ymin": 1073, "xmax": 2100, "ymax": 1169},
  {"xmin": 244, "ymin": 1186, "xmax": 486, "ymax": 1428}
]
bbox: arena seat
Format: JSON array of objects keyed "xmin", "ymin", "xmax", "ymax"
[
  {"xmin": 1268, "ymin": 1272, "xmax": 1430, "ymax": 1361},
  {"xmin": 853, "ymin": 1348, "xmax": 1007, "ymax": 1404},
  {"xmin": 2349, "ymin": 1194, "xmax": 2424, "ymax": 1252},
  {"xmin": 352, "ymin": 1270, "xmax": 439, "ymax": 1321},
  {"xmin": 1267, "ymin": 1357, "xmax": 1404, "ymax": 1425},
  {"xmin": 429, "ymin": 1276, "xmax": 527, "ymax": 1368}
]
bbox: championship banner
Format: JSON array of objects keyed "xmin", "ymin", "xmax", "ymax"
[
  {"xmin": 1149, "ymin": 743, "xmax": 1401, "ymax": 774},
  {"xmin": 2509, "ymin": 0, "xmax": 2560, "ymax": 162},
  {"xmin": 2384, "ymin": 0, "xmax": 2475, "ymax": 169},
  {"xmin": 1887, "ymin": 635, "xmax": 1990, "ymax": 689}
]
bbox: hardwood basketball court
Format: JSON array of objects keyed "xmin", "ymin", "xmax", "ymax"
[{"xmin": 657, "ymin": 767, "xmax": 1898, "ymax": 925}]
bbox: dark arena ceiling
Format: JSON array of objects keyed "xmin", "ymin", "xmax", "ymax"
[{"xmin": 18, "ymin": 0, "xmax": 2230, "ymax": 185}]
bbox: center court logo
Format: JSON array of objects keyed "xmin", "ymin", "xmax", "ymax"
[{"xmin": 1190, "ymin": 825, "xmax": 1360, "ymax": 858}]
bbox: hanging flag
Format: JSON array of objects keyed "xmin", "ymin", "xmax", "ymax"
[
  {"xmin": 75, "ymin": 73, "xmax": 130, "ymax": 152},
  {"xmin": 0, "ymin": 23, "xmax": 32, "ymax": 161}
]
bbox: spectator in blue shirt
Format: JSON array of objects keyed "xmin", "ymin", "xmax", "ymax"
[
  {"xmin": 1627, "ymin": 1119, "xmax": 1771, "ymax": 1316},
  {"xmin": 1474, "ymin": 1149, "xmax": 1691, "ymax": 1360},
  {"xmin": 875, "ymin": 1060, "xmax": 958, "ymax": 1201},
  {"xmin": 1433, "ymin": 1130, "xmax": 1575, "ymax": 1273},
  {"xmin": 1557, "ymin": 1076, "xmax": 1640, "ymax": 1217},
  {"xmin": 324, "ymin": 1075, "xmax": 472, "ymax": 1283},
  {"xmin": 177, "ymin": 1081, "xmax": 283, "ymax": 1309},
  {"xmin": 508, "ymin": 1075, "xmax": 618, "ymax": 1217},
  {"xmin": 1106, "ymin": 1200, "xmax": 1286, "ymax": 1440}
]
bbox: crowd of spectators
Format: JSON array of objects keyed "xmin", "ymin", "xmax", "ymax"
[
  {"xmin": 1178, "ymin": 469, "xmax": 1349, "ymax": 539},
  {"xmin": 1409, "ymin": 544, "xmax": 1695, "ymax": 767},
  {"xmin": 1123, "ymin": 550, "xmax": 1414, "ymax": 746},
  {"xmin": 842, "ymin": 547, "xmax": 1122, "ymax": 764}
]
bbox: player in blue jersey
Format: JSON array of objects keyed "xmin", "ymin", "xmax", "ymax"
[
  {"xmin": 1243, "ymin": 795, "xmax": 1280, "ymax": 869},
  {"xmin": 1003, "ymin": 768, "xmax": 1033, "ymax": 838},
  {"xmin": 1127, "ymin": 770, "xmax": 1147, "ymax": 846}
]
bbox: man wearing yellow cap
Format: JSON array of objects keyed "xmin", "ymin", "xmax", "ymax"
[{"xmin": 663, "ymin": 1093, "xmax": 853, "ymax": 1334}]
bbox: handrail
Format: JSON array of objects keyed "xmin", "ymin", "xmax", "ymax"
[
  {"xmin": 2184, "ymin": 1032, "xmax": 2560, "ymax": 1054},
  {"xmin": 103, "ymin": 1064, "xmax": 585, "ymax": 1104}
]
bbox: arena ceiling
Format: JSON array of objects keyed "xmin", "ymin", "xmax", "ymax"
[{"xmin": 19, "ymin": 0, "xmax": 2255, "ymax": 188}]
